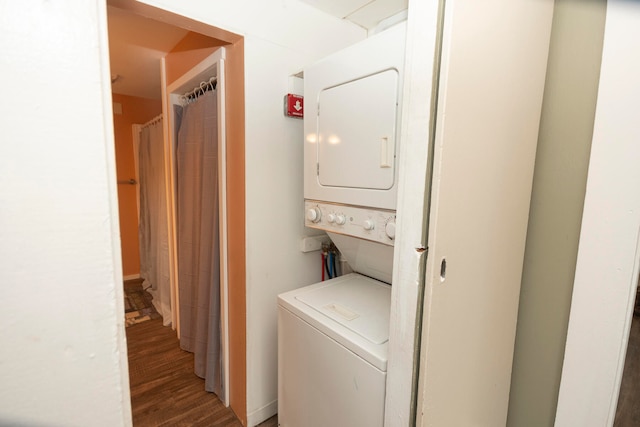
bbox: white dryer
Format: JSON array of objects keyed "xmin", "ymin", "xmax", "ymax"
[{"xmin": 304, "ymin": 22, "xmax": 406, "ymax": 211}]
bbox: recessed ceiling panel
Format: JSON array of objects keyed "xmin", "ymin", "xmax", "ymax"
[
  {"xmin": 298, "ymin": 0, "xmax": 373, "ymax": 19},
  {"xmin": 346, "ymin": 0, "xmax": 408, "ymax": 29}
]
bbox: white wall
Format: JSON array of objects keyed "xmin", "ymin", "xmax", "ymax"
[
  {"xmin": 138, "ymin": 1, "xmax": 366, "ymax": 424},
  {"xmin": 243, "ymin": 36, "xmax": 322, "ymax": 423},
  {"xmin": 555, "ymin": 2, "xmax": 640, "ymax": 425},
  {"xmin": 0, "ymin": 2, "xmax": 131, "ymax": 427}
]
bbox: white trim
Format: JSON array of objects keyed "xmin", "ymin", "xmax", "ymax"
[
  {"xmin": 216, "ymin": 56, "xmax": 231, "ymax": 408},
  {"xmin": 166, "ymin": 49, "xmax": 225, "ymax": 94},
  {"xmin": 555, "ymin": 2, "xmax": 640, "ymax": 425},
  {"xmin": 123, "ymin": 274, "xmax": 141, "ymax": 281},
  {"xmin": 384, "ymin": 0, "xmax": 442, "ymax": 424},
  {"xmin": 247, "ymin": 399, "xmax": 277, "ymax": 427}
]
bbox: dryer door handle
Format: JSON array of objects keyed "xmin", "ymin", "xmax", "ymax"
[{"xmin": 380, "ymin": 136, "xmax": 393, "ymax": 168}]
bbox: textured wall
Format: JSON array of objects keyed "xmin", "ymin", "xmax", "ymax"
[{"xmin": 0, "ymin": 1, "xmax": 131, "ymax": 426}]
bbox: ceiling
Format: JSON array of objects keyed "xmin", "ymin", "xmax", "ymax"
[
  {"xmin": 299, "ymin": 0, "xmax": 407, "ymax": 29},
  {"xmin": 107, "ymin": 6, "xmax": 189, "ymax": 100},
  {"xmin": 107, "ymin": 0, "xmax": 407, "ymax": 100}
]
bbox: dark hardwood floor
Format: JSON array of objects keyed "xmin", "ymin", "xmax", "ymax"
[
  {"xmin": 126, "ymin": 318, "xmax": 278, "ymax": 426},
  {"xmin": 615, "ymin": 303, "xmax": 640, "ymax": 426},
  {"xmin": 127, "ymin": 318, "xmax": 240, "ymax": 426}
]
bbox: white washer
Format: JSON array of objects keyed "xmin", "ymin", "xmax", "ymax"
[{"xmin": 278, "ymin": 273, "xmax": 391, "ymax": 427}]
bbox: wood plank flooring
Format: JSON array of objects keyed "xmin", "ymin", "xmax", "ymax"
[
  {"xmin": 127, "ymin": 318, "xmax": 240, "ymax": 426},
  {"xmin": 126, "ymin": 318, "xmax": 278, "ymax": 426},
  {"xmin": 615, "ymin": 312, "xmax": 640, "ymax": 427}
]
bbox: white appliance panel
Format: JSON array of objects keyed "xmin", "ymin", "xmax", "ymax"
[
  {"xmin": 296, "ymin": 273, "xmax": 391, "ymax": 344},
  {"xmin": 304, "ymin": 200, "xmax": 395, "ymax": 282},
  {"xmin": 278, "ymin": 274, "xmax": 391, "ymax": 370},
  {"xmin": 317, "ymin": 70, "xmax": 398, "ymax": 190},
  {"xmin": 304, "ymin": 22, "xmax": 406, "ymax": 210},
  {"xmin": 304, "ymin": 200, "xmax": 396, "ymax": 246},
  {"xmin": 327, "ymin": 232, "xmax": 393, "ymax": 283},
  {"xmin": 278, "ymin": 307, "xmax": 386, "ymax": 427},
  {"xmin": 278, "ymin": 274, "xmax": 391, "ymax": 427}
]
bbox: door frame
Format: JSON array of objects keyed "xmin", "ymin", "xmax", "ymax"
[
  {"xmin": 383, "ymin": 0, "xmax": 442, "ymax": 423},
  {"xmin": 161, "ymin": 49, "xmax": 230, "ymax": 406}
]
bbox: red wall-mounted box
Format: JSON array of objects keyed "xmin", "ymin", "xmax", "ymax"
[{"xmin": 285, "ymin": 94, "xmax": 303, "ymax": 118}]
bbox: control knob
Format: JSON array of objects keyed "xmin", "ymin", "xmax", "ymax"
[
  {"xmin": 385, "ymin": 221, "xmax": 396, "ymax": 239},
  {"xmin": 306, "ymin": 207, "xmax": 322, "ymax": 223},
  {"xmin": 335, "ymin": 214, "xmax": 346, "ymax": 225},
  {"xmin": 327, "ymin": 214, "xmax": 336, "ymax": 223},
  {"xmin": 363, "ymin": 219, "xmax": 375, "ymax": 231}
]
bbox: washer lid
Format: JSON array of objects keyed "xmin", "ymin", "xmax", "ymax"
[{"xmin": 296, "ymin": 274, "xmax": 391, "ymax": 345}]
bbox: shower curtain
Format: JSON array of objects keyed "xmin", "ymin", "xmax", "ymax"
[
  {"xmin": 138, "ymin": 117, "xmax": 172, "ymax": 326},
  {"xmin": 176, "ymin": 90, "xmax": 222, "ymax": 397}
]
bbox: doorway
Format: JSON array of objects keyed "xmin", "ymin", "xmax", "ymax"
[{"xmin": 106, "ymin": 0, "xmax": 247, "ymax": 422}]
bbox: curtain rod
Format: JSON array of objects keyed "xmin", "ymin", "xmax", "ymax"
[
  {"xmin": 141, "ymin": 114, "xmax": 163, "ymax": 129},
  {"xmin": 181, "ymin": 76, "xmax": 217, "ymax": 105}
]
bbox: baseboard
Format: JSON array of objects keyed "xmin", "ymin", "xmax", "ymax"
[
  {"xmin": 123, "ymin": 274, "xmax": 141, "ymax": 281},
  {"xmin": 247, "ymin": 399, "xmax": 277, "ymax": 427}
]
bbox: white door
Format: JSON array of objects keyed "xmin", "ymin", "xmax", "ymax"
[
  {"xmin": 317, "ymin": 70, "xmax": 399, "ymax": 191},
  {"xmin": 384, "ymin": 0, "xmax": 555, "ymax": 424}
]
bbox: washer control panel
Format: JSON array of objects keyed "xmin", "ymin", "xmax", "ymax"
[{"xmin": 304, "ymin": 200, "xmax": 396, "ymax": 246}]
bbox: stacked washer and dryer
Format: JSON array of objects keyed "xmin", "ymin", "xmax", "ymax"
[{"xmin": 278, "ymin": 23, "xmax": 406, "ymax": 427}]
